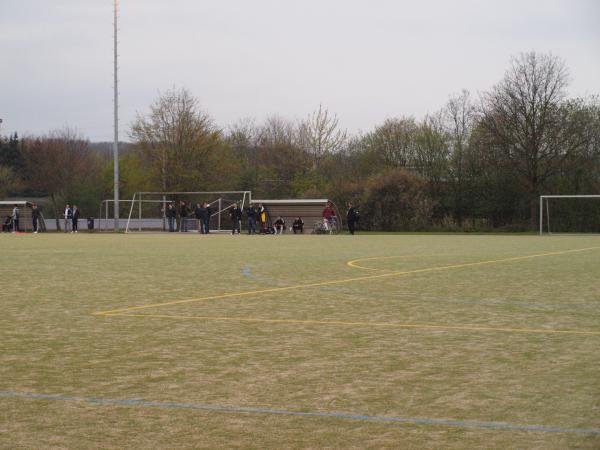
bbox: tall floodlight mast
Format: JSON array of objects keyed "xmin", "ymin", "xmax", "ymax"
[{"xmin": 113, "ymin": 0, "xmax": 120, "ymax": 232}]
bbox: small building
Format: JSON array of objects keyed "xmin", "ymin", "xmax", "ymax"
[
  {"xmin": 252, "ymin": 199, "xmax": 341, "ymax": 233},
  {"xmin": 0, "ymin": 201, "xmax": 34, "ymax": 232}
]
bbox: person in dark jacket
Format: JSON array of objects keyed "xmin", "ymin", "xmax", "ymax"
[
  {"xmin": 31, "ymin": 203, "xmax": 41, "ymax": 233},
  {"xmin": 274, "ymin": 216, "xmax": 285, "ymax": 235},
  {"xmin": 179, "ymin": 201, "xmax": 189, "ymax": 232},
  {"xmin": 2, "ymin": 215, "xmax": 11, "ymax": 232},
  {"xmin": 246, "ymin": 203, "xmax": 257, "ymax": 235},
  {"xmin": 346, "ymin": 202, "xmax": 359, "ymax": 235},
  {"xmin": 292, "ymin": 217, "xmax": 304, "ymax": 234},
  {"xmin": 194, "ymin": 203, "xmax": 204, "ymax": 233},
  {"xmin": 166, "ymin": 203, "xmax": 176, "ymax": 232},
  {"xmin": 203, "ymin": 202, "xmax": 212, "ymax": 234},
  {"xmin": 2, "ymin": 215, "xmax": 12, "ymax": 232},
  {"xmin": 72, "ymin": 205, "xmax": 81, "ymax": 233},
  {"xmin": 229, "ymin": 203, "xmax": 242, "ymax": 234}
]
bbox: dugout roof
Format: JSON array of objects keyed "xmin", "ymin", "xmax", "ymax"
[{"xmin": 252, "ymin": 199, "xmax": 341, "ymax": 232}]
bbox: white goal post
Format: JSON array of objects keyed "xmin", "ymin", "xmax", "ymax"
[
  {"xmin": 99, "ymin": 199, "xmax": 174, "ymax": 231},
  {"xmin": 125, "ymin": 191, "xmax": 252, "ymax": 233},
  {"xmin": 539, "ymin": 195, "xmax": 600, "ymax": 235}
]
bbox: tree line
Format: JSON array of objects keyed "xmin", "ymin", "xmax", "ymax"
[{"xmin": 1, "ymin": 51, "xmax": 599, "ymax": 231}]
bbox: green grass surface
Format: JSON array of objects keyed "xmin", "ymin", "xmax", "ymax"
[{"xmin": 1, "ymin": 232, "xmax": 599, "ymax": 449}]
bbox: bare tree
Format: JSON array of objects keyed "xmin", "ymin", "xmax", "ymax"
[
  {"xmin": 413, "ymin": 113, "xmax": 450, "ymax": 196},
  {"xmin": 254, "ymin": 116, "xmax": 309, "ymax": 196},
  {"xmin": 298, "ymin": 104, "xmax": 347, "ymax": 169},
  {"xmin": 228, "ymin": 118, "xmax": 258, "ymax": 153},
  {"xmin": 444, "ymin": 90, "xmax": 476, "ymax": 223},
  {"xmin": 479, "ymin": 51, "xmax": 577, "ymax": 228},
  {"xmin": 258, "ymin": 115, "xmax": 297, "ymax": 148},
  {"xmin": 226, "ymin": 119, "xmax": 261, "ymax": 191},
  {"xmin": 130, "ymin": 88, "xmax": 223, "ymax": 192},
  {"xmin": 361, "ymin": 117, "xmax": 418, "ymax": 169}
]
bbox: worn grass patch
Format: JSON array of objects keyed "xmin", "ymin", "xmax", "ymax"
[{"xmin": 1, "ymin": 233, "xmax": 599, "ymax": 449}]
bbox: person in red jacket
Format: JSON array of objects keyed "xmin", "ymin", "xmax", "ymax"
[{"xmin": 322, "ymin": 202, "xmax": 337, "ymax": 233}]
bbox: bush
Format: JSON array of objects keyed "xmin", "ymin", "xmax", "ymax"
[{"xmin": 360, "ymin": 169, "xmax": 435, "ymax": 231}]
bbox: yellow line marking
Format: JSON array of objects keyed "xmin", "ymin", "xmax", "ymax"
[
  {"xmin": 347, "ymin": 254, "xmax": 449, "ymax": 271},
  {"xmin": 103, "ymin": 313, "xmax": 600, "ymax": 336},
  {"xmin": 347, "ymin": 255, "xmax": 409, "ymax": 271},
  {"xmin": 94, "ymin": 246, "xmax": 600, "ymax": 316}
]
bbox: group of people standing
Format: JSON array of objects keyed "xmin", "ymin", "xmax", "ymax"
[
  {"xmin": 2, "ymin": 203, "xmax": 43, "ymax": 233},
  {"xmin": 2, "ymin": 199, "xmax": 359, "ymax": 235},
  {"xmin": 162, "ymin": 200, "xmax": 359, "ymax": 235},
  {"xmin": 2, "ymin": 204, "xmax": 21, "ymax": 233},
  {"xmin": 63, "ymin": 204, "xmax": 81, "ymax": 232},
  {"xmin": 320, "ymin": 201, "xmax": 359, "ymax": 235},
  {"xmin": 165, "ymin": 201, "xmax": 213, "ymax": 233},
  {"xmin": 229, "ymin": 203, "xmax": 306, "ymax": 235},
  {"xmin": 228, "ymin": 202, "xmax": 269, "ymax": 235}
]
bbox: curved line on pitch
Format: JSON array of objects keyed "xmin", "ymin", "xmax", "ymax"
[{"xmin": 347, "ymin": 254, "xmax": 449, "ymax": 272}]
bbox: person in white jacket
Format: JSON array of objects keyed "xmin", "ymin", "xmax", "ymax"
[
  {"xmin": 11, "ymin": 204, "xmax": 19, "ymax": 233},
  {"xmin": 64, "ymin": 204, "xmax": 72, "ymax": 232}
]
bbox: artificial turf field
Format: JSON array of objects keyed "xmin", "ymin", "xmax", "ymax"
[{"xmin": 1, "ymin": 232, "xmax": 599, "ymax": 449}]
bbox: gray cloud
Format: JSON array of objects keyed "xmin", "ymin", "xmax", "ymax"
[{"xmin": 1, "ymin": 0, "xmax": 598, "ymax": 141}]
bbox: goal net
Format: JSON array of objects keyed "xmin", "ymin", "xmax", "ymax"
[
  {"xmin": 124, "ymin": 191, "xmax": 251, "ymax": 233},
  {"xmin": 539, "ymin": 195, "xmax": 600, "ymax": 234},
  {"xmin": 99, "ymin": 199, "xmax": 174, "ymax": 231}
]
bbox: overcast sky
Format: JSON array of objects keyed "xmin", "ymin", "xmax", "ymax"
[{"xmin": 1, "ymin": 0, "xmax": 599, "ymax": 141}]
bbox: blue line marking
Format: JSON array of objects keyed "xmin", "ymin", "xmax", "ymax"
[
  {"xmin": 241, "ymin": 265, "xmax": 256, "ymax": 281},
  {"xmin": 240, "ymin": 265, "xmax": 281, "ymax": 286},
  {"xmin": 1, "ymin": 391, "xmax": 599, "ymax": 435}
]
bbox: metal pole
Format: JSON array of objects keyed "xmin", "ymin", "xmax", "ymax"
[
  {"xmin": 162, "ymin": 195, "xmax": 166, "ymax": 231},
  {"xmin": 125, "ymin": 193, "xmax": 136, "ymax": 233},
  {"xmin": 139, "ymin": 193, "xmax": 142, "ymax": 231},
  {"xmin": 546, "ymin": 198, "xmax": 551, "ymax": 234},
  {"xmin": 218, "ymin": 198, "xmax": 222, "ymax": 231},
  {"xmin": 539, "ymin": 196, "xmax": 543, "ymax": 235},
  {"xmin": 113, "ymin": 0, "xmax": 120, "ymax": 232},
  {"xmin": 99, "ymin": 200, "xmax": 104, "ymax": 232}
]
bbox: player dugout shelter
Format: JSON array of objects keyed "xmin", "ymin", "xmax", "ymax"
[
  {"xmin": 254, "ymin": 199, "xmax": 341, "ymax": 233},
  {"xmin": 0, "ymin": 201, "xmax": 33, "ymax": 232}
]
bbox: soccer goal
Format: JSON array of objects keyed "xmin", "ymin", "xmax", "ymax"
[
  {"xmin": 124, "ymin": 191, "xmax": 251, "ymax": 233},
  {"xmin": 99, "ymin": 199, "xmax": 175, "ymax": 231},
  {"xmin": 539, "ymin": 195, "xmax": 600, "ymax": 235}
]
